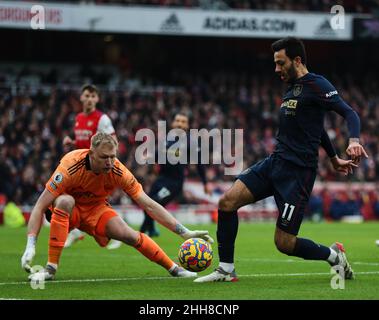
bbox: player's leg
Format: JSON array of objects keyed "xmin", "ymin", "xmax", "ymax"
[
  {"xmin": 46, "ymin": 207, "xmax": 83, "ymax": 250},
  {"xmin": 141, "ymin": 178, "xmax": 179, "ymax": 237},
  {"xmin": 195, "ymin": 158, "xmax": 274, "ymax": 283},
  {"xmin": 104, "ymin": 215, "xmax": 196, "ymax": 277},
  {"xmin": 30, "ymin": 195, "xmax": 75, "ymax": 281},
  {"xmin": 274, "ymin": 227, "xmax": 354, "ymax": 279},
  {"xmin": 274, "ymin": 227, "xmax": 332, "ymax": 260},
  {"xmin": 217, "ymin": 179, "xmax": 255, "ymax": 271},
  {"xmin": 105, "ymin": 209, "xmax": 123, "ymax": 250},
  {"xmin": 149, "ymin": 180, "xmax": 181, "ymax": 237},
  {"xmin": 48, "ymin": 195, "xmax": 75, "ymax": 271},
  {"xmin": 194, "ymin": 180, "xmax": 255, "ymax": 283},
  {"xmin": 273, "ymin": 161, "xmax": 354, "ymax": 279}
]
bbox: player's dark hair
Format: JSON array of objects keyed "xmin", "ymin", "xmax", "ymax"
[
  {"xmin": 81, "ymin": 84, "xmax": 99, "ymax": 95},
  {"xmin": 173, "ymin": 111, "xmax": 192, "ymax": 124},
  {"xmin": 271, "ymin": 37, "xmax": 307, "ymax": 65}
]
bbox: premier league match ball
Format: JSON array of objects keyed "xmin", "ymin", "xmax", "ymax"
[{"xmin": 178, "ymin": 238, "xmax": 213, "ymax": 272}]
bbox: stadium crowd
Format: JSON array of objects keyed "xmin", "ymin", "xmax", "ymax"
[{"xmin": 0, "ymin": 65, "xmax": 378, "ymax": 220}]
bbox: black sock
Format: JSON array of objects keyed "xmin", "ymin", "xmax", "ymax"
[
  {"xmin": 292, "ymin": 238, "xmax": 331, "ymax": 260},
  {"xmin": 217, "ymin": 210, "xmax": 239, "ymax": 263},
  {"xmin": 140, "ymin": 212, "xmax": 153, "ymax": 232}
]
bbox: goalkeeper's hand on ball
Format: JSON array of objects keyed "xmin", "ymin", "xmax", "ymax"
[{"xmin": 178, "ymin": 225, "xmax": 214, "ymax": 244}]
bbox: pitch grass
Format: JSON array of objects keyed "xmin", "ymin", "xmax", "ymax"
[{"xmin": 1, "ymin": 222, "xmax": 379, "ymax": 300}]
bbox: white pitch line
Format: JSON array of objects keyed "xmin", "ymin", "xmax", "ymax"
[
  {"xmin": 0, "ymin": 275, "xmax": 174, "ymax": 286},
  {"xmin": 238, "ymin": 258, "xmax": 379, "ymax": 266},
  {"xmin": 1, "ymin": 271, "xmax": 379, "ymax": 287},
  {"xmin": 352, "ymin": 262, "xmax": 379, "ymax": 266},
  {"xmin": 239, "ymin": 271, "xmax": 379, "ymax": 278}
]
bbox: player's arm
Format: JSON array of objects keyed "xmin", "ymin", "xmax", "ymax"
[
  {"xmin": 98, "ymin": 114, "xmax": 116, "ymax": 139},
  {"xmin": 134, "ymin": 191, "xmax": 213, "ymax": 243},
  {"xmin": 97, "ymin": 113, "xmax": 119, "ymax": 147},
  {"xmin": 118, "ymin": 161, "xmax": 213, "ymax": 243},
  {"xmin": 63, "ymin": 135, "xmax": 75, "ymax": 146},
  {"xmin": 321, "ymin": 128, "xmax": 358, "ymax": 175},
  {"xmin": 317, "ymin": 79, "xmax": 368, "ymax": 163},
  {"xmin": 27, "ymin": 189, "xmax": 56, "ymax": 236},
  {"xmin": 22, "ymin": 159, "xmax": 70, "ymax": 273},
  {"xmin": 21, "ymin": 189, "xmax": 57, "ymax": 273},
  {"xmin": 331, "ymin": 100, "xmax": 368, "ymax": 164}
]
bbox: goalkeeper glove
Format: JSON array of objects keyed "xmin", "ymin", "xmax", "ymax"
[
  {"xmin": 21, "ymin": 234, "xmax": 36, "ymax": 273},
  {"xmin": 177, "ymin": 225, "xmax": 214, "ymax": 244}
]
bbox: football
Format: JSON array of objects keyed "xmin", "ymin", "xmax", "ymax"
[{"xmin": 178, "ymin": 238, "xmax": 213, "ymax": 272}]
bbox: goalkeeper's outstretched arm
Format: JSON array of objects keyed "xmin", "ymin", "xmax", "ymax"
[
  {"xmin": 134, "ymin": 191, "xmax": 214, "ymax": 244},
  {"xmin": 27, "ymin": 189, "xmax": 56, "ymax": 237},
  {"xmin": 21, "ymin": 189, "xmax": 56, "ymax": 273}
]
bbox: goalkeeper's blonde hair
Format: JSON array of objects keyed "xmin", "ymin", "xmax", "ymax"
[{"xmin": 90, "ymin": 132, "xmax": 118, "ymax": 149}]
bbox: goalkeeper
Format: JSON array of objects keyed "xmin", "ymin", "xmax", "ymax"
[{"xmin": 21, "ymin": 132, "xmax": 213, "ymax": 281}]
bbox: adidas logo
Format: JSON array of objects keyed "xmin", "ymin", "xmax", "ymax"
[
  {"xmin": 314, "ymin": 19, "xmax": 337, "ymax": 37},
  {"xmin": 160, "ymin": 13, "xmax": 183, "ymax": 33}
]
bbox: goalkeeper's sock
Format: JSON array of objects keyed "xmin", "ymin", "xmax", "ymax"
[
  {"xmin": 292, "ymin": 238, "xmax": 331, "ymax": 260},
  {"xmin": 48, "ymin": 208, "xmax": 70, "ymax": 265},
  {"xmin": 217, "ymin": 210, "xmax": 239, "ymax": 263},
  {"xmin": 134, "ymin": 232, "xmax": 175, "ymax": 270}
]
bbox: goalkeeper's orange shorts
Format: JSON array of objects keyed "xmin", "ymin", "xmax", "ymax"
[{"xmin": 47, "ymin": 202, "xmax": 118, "ymax": 247}]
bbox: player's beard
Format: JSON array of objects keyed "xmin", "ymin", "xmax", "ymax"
[{"xmin": 286, "ymin": 62, "xmax": 298, "ymax": 83}]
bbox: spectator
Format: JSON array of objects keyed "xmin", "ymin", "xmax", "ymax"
[
  {"xmin": 0, "ymin": 64, "xmax": 378, "ymax": 215},
  {"xmin": 308, "ymin": 192, "xmax": 324, "ymax": 222},
  {"xmin": 330, "ymin": 190, "xmax": 361, "ymax": 220}
]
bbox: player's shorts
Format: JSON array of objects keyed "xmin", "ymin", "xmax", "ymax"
[
  {"xmin": 237, "ymin": 153, "xmax": 316, "ymax": 235},
  {"xmin": 149, "ymin": 176, "xmax": 182, "ymax": 206},
  {"xmin": 45, "ymin": 201, "xmax": 118, "ymax": 247}
]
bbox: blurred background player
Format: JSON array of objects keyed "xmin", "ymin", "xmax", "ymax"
[
  {"xmin": 140, "ymin": 112, "xmax": 212, "ymax": 237},
  {"xmin": 195, "ymin": 37, "xmax": 367, "ymax": 283},
  {"xmin": 62, "ymin": 84, "xmax": 122, "ymax": 249},
  {"xmin": 21, "ymin": 132, "xmax": 214, "ymax": 281}
]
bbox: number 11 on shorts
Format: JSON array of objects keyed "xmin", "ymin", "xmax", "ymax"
[{"xmin": 282, "ymin": 203, "xmax": 295, "ymax": 221}]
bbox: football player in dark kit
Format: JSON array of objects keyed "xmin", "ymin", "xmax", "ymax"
[
  {"xmin": 195, "ymin": 37, "xmax": 368, "ymax": 283},
  {"xmin": 140, "ymin": 112, "xmax": 212, "ymax": 237}
]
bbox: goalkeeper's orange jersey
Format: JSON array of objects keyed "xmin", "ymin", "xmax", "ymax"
[{"xmin": 45, "ymin": 149, "xmax": 143, "ymax": 205}]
